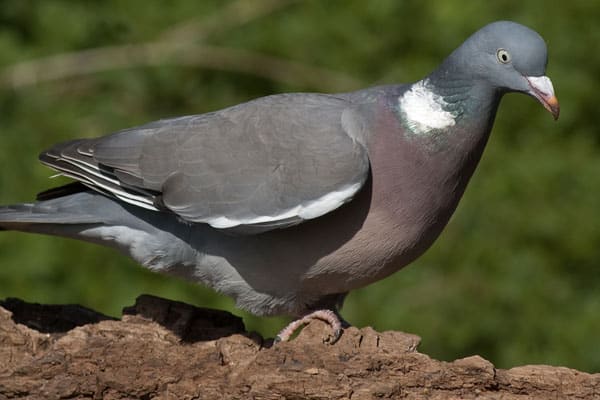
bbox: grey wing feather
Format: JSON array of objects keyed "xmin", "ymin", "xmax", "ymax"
[{"xmin": 40, "ymin": 93, "xmax": 370, "ymax": 233}]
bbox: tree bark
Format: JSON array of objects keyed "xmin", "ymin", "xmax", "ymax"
[{"xmin": 0, "ymin": 295, "xmax": 598, "ymax": 399}]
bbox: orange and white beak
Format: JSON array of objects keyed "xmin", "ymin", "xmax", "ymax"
[{"xmin": 525, "ymin": 75, "xmax": 560, "ymax": 120}]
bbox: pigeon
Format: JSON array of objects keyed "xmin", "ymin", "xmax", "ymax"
[{"xmin": 0, "ymin": 21, "xmax": 558, "ymax": 343}]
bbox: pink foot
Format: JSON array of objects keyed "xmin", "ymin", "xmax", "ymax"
[{"xmin": 274, "ymin": 309, "xmax": 343, "ymax": 344}]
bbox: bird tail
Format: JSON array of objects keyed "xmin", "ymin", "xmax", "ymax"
[
  {"xmin": 0, "ymin": 185, "xmax": 195, "ymax": 271},
  {"xmin": 0, "ymin": 186, "xmax": 151, "ymax": 264},
  {"xmin": 0, "ymin": 189, "xmax": 106, "ymax": 238}
]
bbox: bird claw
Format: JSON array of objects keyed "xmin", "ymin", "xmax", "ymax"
[
  {"xmin": 325, "ymin": 328, "xmax": 343, "ymax": 345},
  {"xmin": 274, "ymin": 309, "xmax": 345, "ymax": 344}
]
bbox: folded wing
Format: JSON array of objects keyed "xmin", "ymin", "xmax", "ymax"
[{"xmin": 40, "ymin": 93, "xmax": 370, "ymax": 233}]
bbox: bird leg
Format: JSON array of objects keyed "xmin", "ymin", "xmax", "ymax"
[{"xmin": 274, "ymin": 309, "xmax": 348, "ymax": 344}]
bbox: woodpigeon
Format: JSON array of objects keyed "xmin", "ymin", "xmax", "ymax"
[{"xmin": 0, "ymin": 21, "xmax": 558, "ymax": 343}]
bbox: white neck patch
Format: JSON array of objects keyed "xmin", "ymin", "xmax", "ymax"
[{"xmin": 398, "ymin": 79, "xmax": 456, "ymax": 135}]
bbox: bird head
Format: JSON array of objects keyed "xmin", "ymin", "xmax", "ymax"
[{"xmin": 445, "ymin": 21, "xmax": 560, "ymax": 120}]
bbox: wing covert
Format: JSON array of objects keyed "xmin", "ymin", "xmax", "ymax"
[{"xmin": 40, "ymin": 93, "xmax": 371, "ymax": 233}]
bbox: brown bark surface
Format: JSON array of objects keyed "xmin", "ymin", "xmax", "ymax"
[{"xmin": 0, "ymin": 295, "xmax": 598, "ymax": 399}]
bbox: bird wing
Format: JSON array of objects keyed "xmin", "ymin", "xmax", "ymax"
[{"xmin": 39, "ymin": 93, "xmax": 371, "ymax": 234}]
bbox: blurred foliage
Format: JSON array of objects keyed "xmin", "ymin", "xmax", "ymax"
[{"xmin": 0, "ymin": 0, "xmax": 599, "ymax": 372}]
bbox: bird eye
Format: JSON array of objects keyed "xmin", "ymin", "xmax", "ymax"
[{"xmin": 497, "ymin": 49, "xmax": 511, "ymax": 64}]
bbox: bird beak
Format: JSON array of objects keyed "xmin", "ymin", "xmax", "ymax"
[{"xmin": 525, "ymin": 75, "xmax": 560, "ymax": 120}]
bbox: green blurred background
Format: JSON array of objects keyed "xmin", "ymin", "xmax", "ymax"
[{"xmin": 1, "ymin": 0, "xmax": 599, "ymax": 372}]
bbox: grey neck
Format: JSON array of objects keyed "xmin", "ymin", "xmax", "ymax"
[{"xmin": 426, "ymin": 56, "xmax": 502, "ymax": 131}]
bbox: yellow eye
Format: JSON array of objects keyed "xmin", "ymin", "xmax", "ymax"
[{"xmin": 497, "ymin": 49, "xmax": 511, "ymax": 64}]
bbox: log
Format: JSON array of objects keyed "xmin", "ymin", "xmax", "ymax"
[{"xmin": 0, "ymin": 295, "xmax": 598, "ymax": 399}]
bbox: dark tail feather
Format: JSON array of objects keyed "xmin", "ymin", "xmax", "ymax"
[
  {"xmin": 0, "ymin": 190, "xmax": 108, "ymax": 234},
  {"xmin": 0, "ymin": 189, "xmax": 191, "ymax": 269},
  {"xmin": 36, "ymin": 181, "xmax": 89, "ymax": 201},
  {"xmin": 0, "ymin": 182, "xmax": 96, "ymax": 232}
]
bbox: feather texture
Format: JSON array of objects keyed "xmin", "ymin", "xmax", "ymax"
[{"xmin": 39, "ymin": 93, "xmax": 371, "ymax": 233}]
